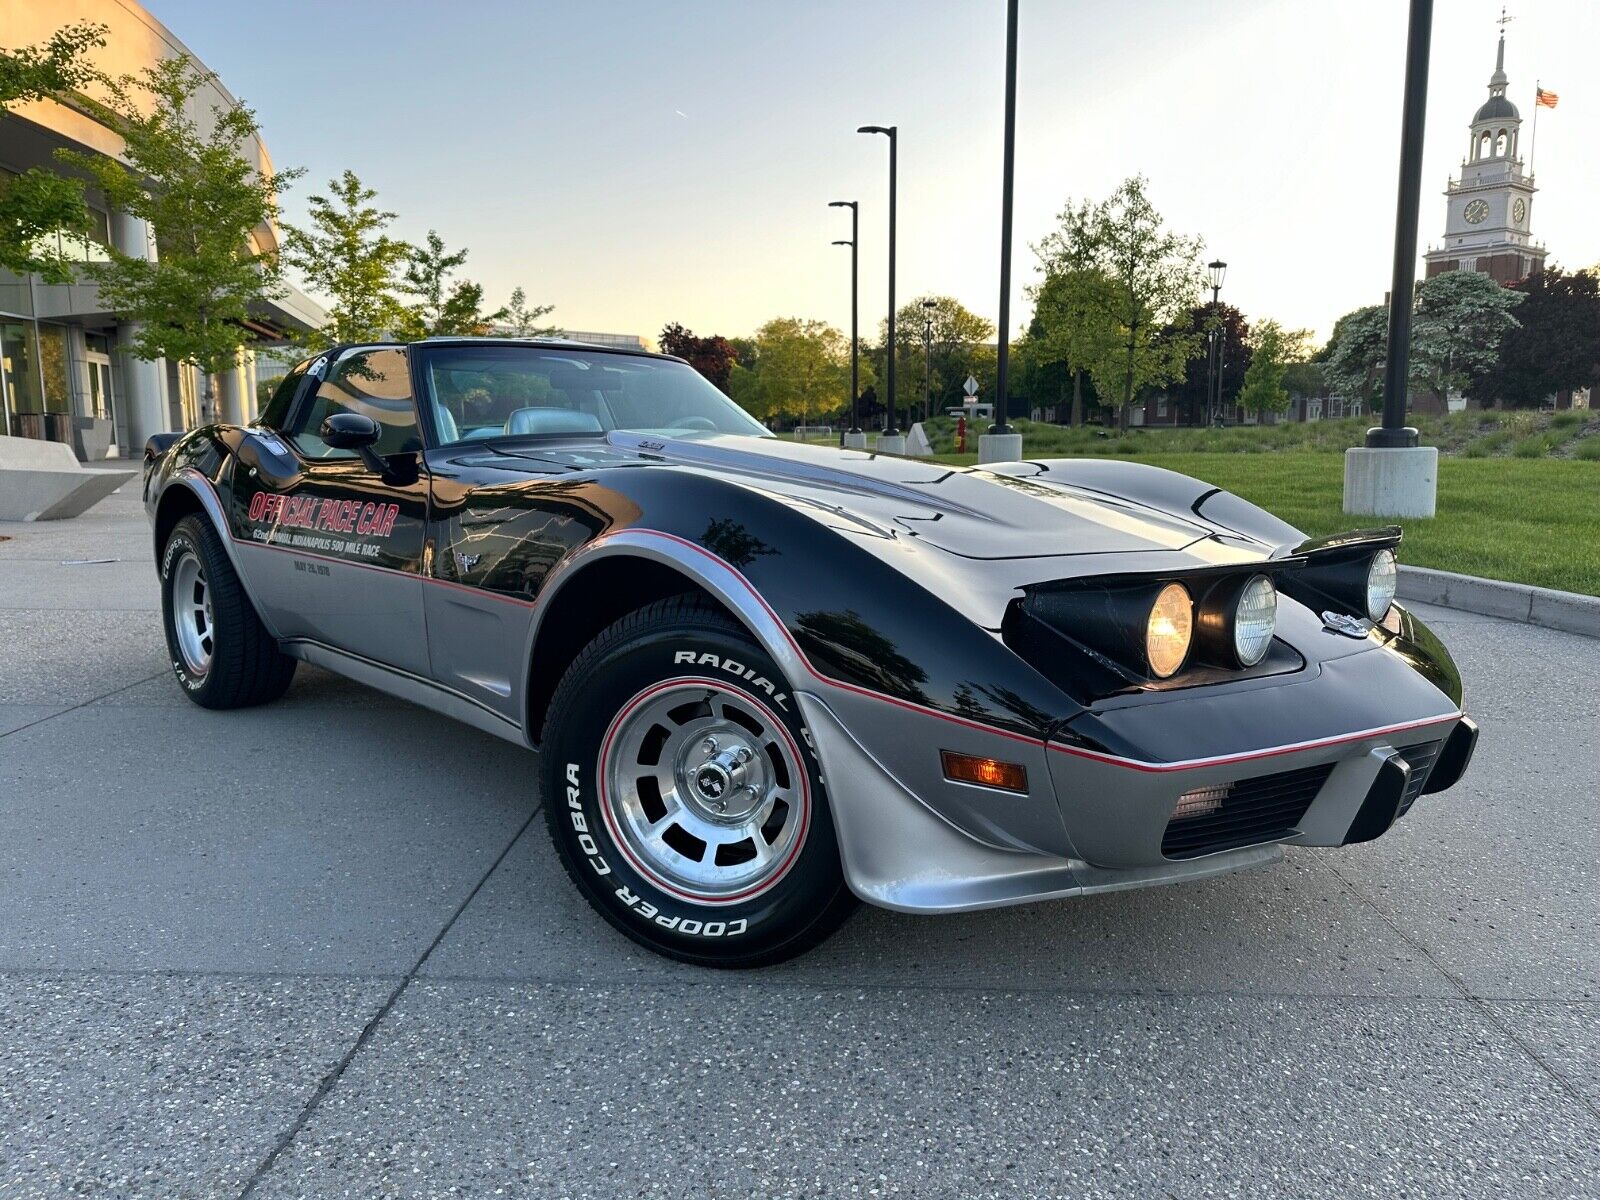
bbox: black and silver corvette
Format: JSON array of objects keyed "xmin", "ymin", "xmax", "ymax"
[{"xmin": 143, "ymin": 338, "xmax": 1477, "ymax": 966}]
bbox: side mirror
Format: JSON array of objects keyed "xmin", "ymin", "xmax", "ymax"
[
  {"xmin": 320, "ymin": 412, "xmax": 381, "ymax": 449},
  {"xmin": 320, "ymin": 411, "xmax": 391, "ymax": 477}
]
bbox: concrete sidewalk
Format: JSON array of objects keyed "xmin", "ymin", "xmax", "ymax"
[{"xmin": 1, "ymin": 486, "xmax": 1596, "ymax": 1198}]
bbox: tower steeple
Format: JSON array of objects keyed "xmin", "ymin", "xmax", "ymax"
[{"xmin": 1423, "ymin": 15, "xmax": 1545, "ymax": 284}]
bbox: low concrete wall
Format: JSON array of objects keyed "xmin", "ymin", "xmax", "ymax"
[
  {"xmin": 1399, "ymin": 564, "xmax": 1600, "ymax": 640},
  {"xmin": 0, "ymin": 435, "xmax": 134, "ymax": 521}
]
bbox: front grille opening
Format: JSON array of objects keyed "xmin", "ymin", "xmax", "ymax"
[
  {"xmin": 1161, "ymin": 762, "xmax": 1335, "ymax": 860},
  {"xmin": 1394, "ymin": 741, "xmax": 1442, "ymax": 817}
]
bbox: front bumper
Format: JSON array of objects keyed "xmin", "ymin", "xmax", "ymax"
[{"xmin": 798, "ymin": 683, "xmax": 1473, "ymax": 916}]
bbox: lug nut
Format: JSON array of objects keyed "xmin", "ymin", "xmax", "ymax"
[
  {"xmin": 701, "ymin": 737, "xmax": 718, "ymax": 755},
  {"xmin": 735, "ymin": 747, "xmax": 753, "ymax": 764}
]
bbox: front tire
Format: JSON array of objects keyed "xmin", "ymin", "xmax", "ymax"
[
  {"xmin": 541, "ymin": 595, "xmax": 855, "ymax": 967},
  {"xmin": 160, "ymin": 513, "xmax": 296, "ymax": 709}
]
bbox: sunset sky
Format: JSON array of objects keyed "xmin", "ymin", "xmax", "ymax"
[{"xmin": 147, "ymin": 0, "xmax": 1597, "ymax": 344}]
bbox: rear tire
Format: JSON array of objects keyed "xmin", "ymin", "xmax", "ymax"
[
  {"xmin": 541, "ymin": 595, "xmax": 856, "ymax": 967},
  {"xmin": 160, "ymin": 513, "xmax": 296, "ymax": 709}
]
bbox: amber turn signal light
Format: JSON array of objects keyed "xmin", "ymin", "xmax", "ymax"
[{"xmin": 940, "ymin": 751, "xmax": 1028, "ymax": 793}]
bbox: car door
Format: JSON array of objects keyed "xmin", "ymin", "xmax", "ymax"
[
  {"xmin": 231, "ymin": 345, "xmax": 431, "ymax": 675},
  {"xmin": 412, "ymin": 342, "xmax": 618, "ymax": 723}
]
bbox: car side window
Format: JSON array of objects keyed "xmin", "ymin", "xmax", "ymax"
[
  {"xmin": 288, "ymin": 348, "xmax": 420, "ymax": 460},
  {"xmin": 255, "ymin": 361, "xmax": 308, "ymax": 430}
]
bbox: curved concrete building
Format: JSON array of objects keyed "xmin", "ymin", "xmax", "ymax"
[{"xmin": 1, "ymin": 0, "xmax": 324, "ymax": 458}]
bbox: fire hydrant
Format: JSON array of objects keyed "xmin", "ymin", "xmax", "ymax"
[{"xmin": 956, "ymin": 415, "xmax": 967, "ymax": 455}]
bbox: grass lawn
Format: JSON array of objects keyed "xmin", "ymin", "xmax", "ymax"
[{"xmin": 926, "ymin": 451, "xmax": 1600, "ymax": 596}]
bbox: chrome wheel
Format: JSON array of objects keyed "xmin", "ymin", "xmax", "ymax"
[
  {"xmin": 170, "ymin": 549, "xmax": 214, "ymax": 676},
  {"xmin": 599, "ymin": 679, "xmax": 810, "ymax": 905}
]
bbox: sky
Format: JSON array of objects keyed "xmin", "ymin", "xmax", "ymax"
[{"xmin": 144, "ymin": 0, "xmax": 1598, "ymax": 345}]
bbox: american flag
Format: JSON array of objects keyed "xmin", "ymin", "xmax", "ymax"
[{"xmin": 1536, "ymin": 87, "xmax": 1560, "ymax": 109}]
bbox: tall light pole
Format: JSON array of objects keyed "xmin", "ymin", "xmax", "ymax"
[
  {"xmin": 1344, "ymin": 0, "xmax": 1437, "ymax": 518},
  {"xmin": 829, "ymin": 200, "xmax": 862, "ymax": 448},
  {"xmin": 857, "ymin": 124, "xmax": 900, "ymax": 449},
  {"xmin": 1206, "ymin": 259, "xmax": 1226, "ymax": 425},
  {"xmin": 921, "ymin": 298, "xmax": 936, "ymax": 425},
  {"xmin": 981, "ymin": 0, "xmax": 1023, "ymax": 462},
  {"xmin": 1371, "ymin": 0, "xmax": 1432, "ymax": 450}
]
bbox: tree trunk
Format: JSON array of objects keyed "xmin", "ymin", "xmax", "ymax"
[
  {"xmin": 1119, "ymin": 340, "xmax": 1135, "ymax": 433},
  {"xmin": 1071, "ymin": 369, "xmax": 1083, "ymax": 427}
]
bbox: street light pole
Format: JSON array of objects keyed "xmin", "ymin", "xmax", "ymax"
[
  {"xmin": 1370, "ymin": 0, "xmax": 1432, "ymax": 449},
  {"xmin": 858, "ymin": 124, "xmax": 899, "ymax": 444},
  {"xmin": 829, "ymin": 200, "xmax": 862, "ymax": 447},
  {"xmin": 1344, "ymin": 0, "xmax": 1437, "ymax": 517},
  {"xmin": 990, "ymin": 0, "xmax": 1018, "ymax": 440},
  {"xmin": 1205, "ymin": 260, "xmax": 1226, "ymax": 425}
]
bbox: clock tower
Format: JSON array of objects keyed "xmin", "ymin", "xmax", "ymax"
[{"xmin": 1423, "ymin": 27, "xmax": 1546, "ymax": 283}]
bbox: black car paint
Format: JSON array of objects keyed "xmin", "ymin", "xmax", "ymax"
[{"xmin": 145, "ymin": 341, "xmax": 1465, "ymax": 769}]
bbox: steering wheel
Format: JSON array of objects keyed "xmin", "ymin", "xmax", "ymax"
[{"xmin": 676, "ymin": 416, "xmax": 718, "ymax": 432}]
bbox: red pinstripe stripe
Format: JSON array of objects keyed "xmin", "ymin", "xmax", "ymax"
[{"xmin": 179, "ymin": 472, "xmax": 1462, "ymax": 773}]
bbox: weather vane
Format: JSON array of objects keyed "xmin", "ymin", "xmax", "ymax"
[{"xmin": 1497, "ymin": 6, "xmax": 1515, "ymax": 30}]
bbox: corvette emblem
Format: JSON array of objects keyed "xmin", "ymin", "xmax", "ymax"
[
  {"xmin": 1321, "ymin": 611, "xmax": 1370, "ymax": 638},
  {"xmin": 454, "ymin": 551, "xmax": 481, "ymax": 573}
]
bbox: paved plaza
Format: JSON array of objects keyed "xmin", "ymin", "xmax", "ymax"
[{"xmin": 0, "ymin": 484, "xmax": 1596, "ymax": 1198}]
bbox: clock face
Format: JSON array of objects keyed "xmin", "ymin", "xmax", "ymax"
[
  {"xmin": 1513, "ymin": 198, "xmax": 1527, "ymax": 223},
  {"xmin": 1464, "ymin": 199, "xmax": 1490, "ymax": 225}
]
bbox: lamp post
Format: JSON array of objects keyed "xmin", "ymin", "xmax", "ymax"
[
  {"xmin": 1371, "ymin": 0, "xmax": 1431, "ymax": 449},
  {"xmin": 980, "ymin": 0, "xmax": 1023, "ymax": 463},
  {"xmin": 857, "ymin": 123, "xmax": 902, "ymax": 452},
  {"xmin": 829, "ymin": 201, "xmax": 863, "ymax": 448},
  {"xmin": 1344, "ymin": 0, "xmax": 1438, "ymax": 518},
  {"xmin": 1205, "ymin": 259, "xmax": 1226, "ymax": 426},
  {"xmin": 921, "ymin": 298, "xmax": 936, "ymax": 426}
]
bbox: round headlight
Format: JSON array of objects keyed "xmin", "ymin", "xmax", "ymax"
[
  {"xmin": 1145, "ymin": 583, "xmax": 1193, "ymax": 679},
  {"xmin": 1233, "ymin": 574, "xmax": 1278, "ymax": 667},
  {"xmin": 1366, "ymin": 549, "xmax": 1398, "ymax": 622}
]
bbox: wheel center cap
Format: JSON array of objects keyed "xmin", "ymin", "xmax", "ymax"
[
  {"xmin": 694, "ymin": 763, "xmax": 731, "ymax": 802},
  {"xmin": 686, "ymin": 738, "xmax": 762, "ymax": 820}
]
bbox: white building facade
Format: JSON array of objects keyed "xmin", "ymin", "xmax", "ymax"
[{"xmin": 0, "ymin": 0, "xmax": 323, "ymax": 460}]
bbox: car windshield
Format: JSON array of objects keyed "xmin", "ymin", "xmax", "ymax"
[{"xmin": 421, "ymin": 344, "xmax": 769, "ymax": 445}]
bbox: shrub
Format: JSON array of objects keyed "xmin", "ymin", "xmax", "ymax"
[
  {"xmin": 1551, "ymin": 410, "xmax": 1583, "ymax": 429},
  {"xmin": 1575, "ymin": 435, "xmax": 1600, "ymax": 461}
]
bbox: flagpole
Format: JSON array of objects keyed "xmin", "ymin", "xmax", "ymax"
[{"xmin": 1530, "ymin": 80, "xmax": 1539, "ymax": 177}]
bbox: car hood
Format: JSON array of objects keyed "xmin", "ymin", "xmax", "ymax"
[
  {"xmin": 599, "ymin": 431, "xmax": 1250, "ymax": 561},
  {"xmin": 436, "ymin": 431, "xmax": 1305, "ymax": 630}
]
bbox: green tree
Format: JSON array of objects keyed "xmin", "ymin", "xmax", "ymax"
[
  {"xmin": 0, "ymin": 20, "xmax": 106, "ymax": 282},
  {"xmin": 1282, "ymin": 359, "xmax": 1327, "ymax": 404},
  {"xmin": 1409, "ymin": 270, "xmax": 1523, "ymax": 401},
  {"xmin": 1037, "ymin": 177, "xmax": 1203, "ymax": 432},
  {"xmin": 1237, "ymin": 319, "xmax": 1308, "ymax": 417},
  {"xmin": 1322, "ymin": 304, "xmax": 1389, "ymax": 410},
  {"xmin": 1471, "ymin": 266, "xmax": 1597, "ymax": 408},
  {"xmin": 886, "ymin": 295, "xmax": 994, "ymax": 420},
  {"xmin": 63, "ymin": 56, "xmax": 300, "ymax": 422},
  {"xmin": 735, "ymin": 318, "xmax": 848, "ymax": 427},
  {"xmin": 398, "ymin": 230, "xmax": 505, "ymax": 338},
  {"xmin": 282, "ymin": 170, "xmax": 412, "ymax": 349},
  {"xmin": 499, "ymin": 286, "xmax": 557, "ymax": 338},
  {"xmin": 1027, "ymin": 260, "xmax": 1120, "ymax": 425}
]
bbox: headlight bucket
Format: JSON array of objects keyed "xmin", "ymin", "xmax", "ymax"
[
  {"xmin": 1277, "ymin": 532, "xmax": 1403, "ymax": 626},
  {"xmin": 1196, "ymin": 573, "xmax": 1278, "ymax": 668}
]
